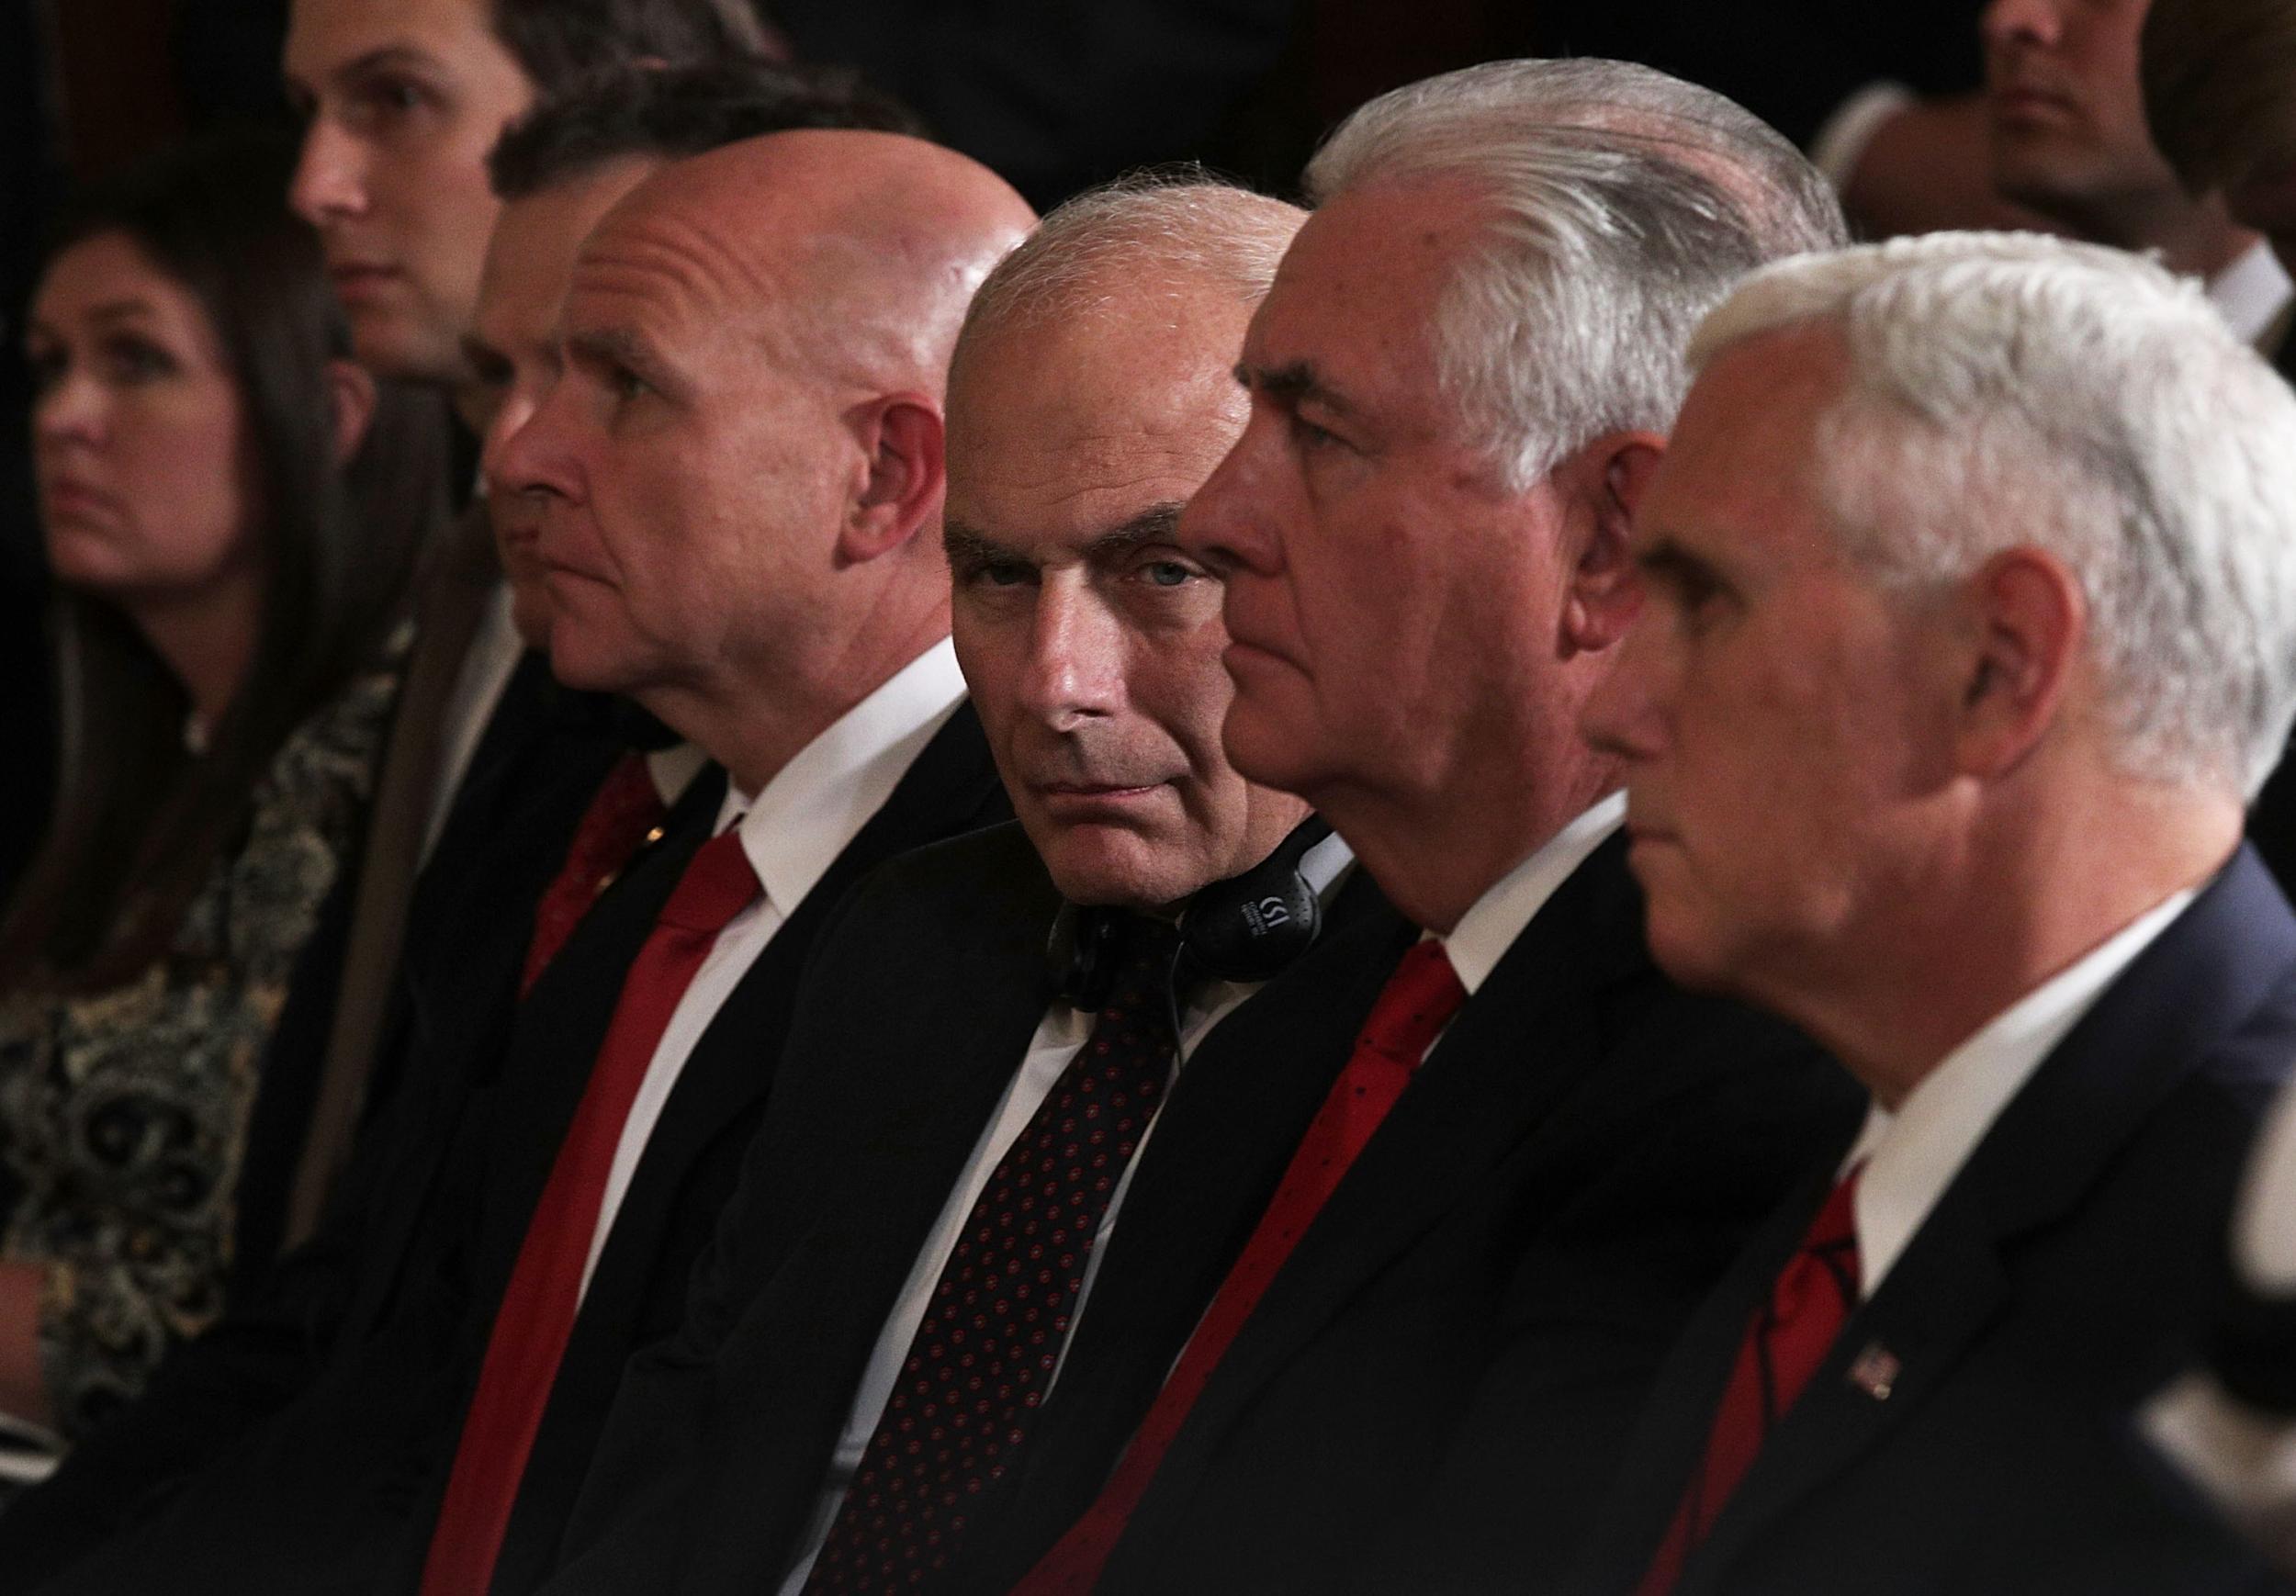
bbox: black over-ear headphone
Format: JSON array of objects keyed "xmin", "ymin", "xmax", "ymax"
[{"xmin": 1046, "ymin": 817, "xmax": 1334, "ymax": 1010}]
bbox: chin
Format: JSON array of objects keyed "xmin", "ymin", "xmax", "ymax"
[
  {"xmin": 1219, "ymin": 697, "xmax": 1328, "ymax": 802},
  {"xmin": 1034, "ymin": 825, "xmax": 1200, "ymax": 912},
  {"xmin": 350, "ymin": 309, "xmax": 464, "ymax": 388}
]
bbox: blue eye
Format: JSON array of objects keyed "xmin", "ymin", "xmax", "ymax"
[{"xmin": 1142, "ymin": 560, "xmax": 1194, "ymax": 588}]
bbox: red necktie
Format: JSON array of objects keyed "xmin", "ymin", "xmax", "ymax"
[
  {"xmin": 521, "ymin": 753, "xmax": 669, "ymax": 997},
  {"xmin": 1633, "ymin": 1169, "xmax": 1864, "ymax": 1596},
  {"xmin": 1012, "ymin": 938, "xmax": 1468, "ymax": 1596},
  {"xmin": 803, "ymin": 921, "xmax": 1185, "ymax": 1595},
  {"xmin": 421, "ymin": 826, "xmax": 760, "ymax": 1596}
]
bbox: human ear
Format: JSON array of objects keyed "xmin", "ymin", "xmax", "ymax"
[
  {"xmin": 327, "ymin": 357, "xmax": 377, "ymax": 466},
  {"xmin": 1562, "ymin": 430, "xmax": 1666, "ymax": 657},
  {"xmin": 838, "ymin": 392, "xmax": 946, "ymax": 565},
  {"xmin": 1953, "ymin": 545, "xmax": 2083, "ymax": 777}
]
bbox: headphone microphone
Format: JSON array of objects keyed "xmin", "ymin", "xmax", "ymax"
[{"xmin": 1046, "ymin": 817, "xmax": 1335, "ymax": 1010}]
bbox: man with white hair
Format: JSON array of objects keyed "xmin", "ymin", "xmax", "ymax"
[
  {"xmin": 997, "ymin": 59, "xmax": 1863, "ymax": 1596},
  {"xmin": 1572, "ymin": 231, "xmax": 2296, "ymax": 1596}
]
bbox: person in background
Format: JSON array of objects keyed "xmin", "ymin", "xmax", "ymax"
[
  {"xmin": 0, "ymin": 59, "xmax": 925, "ymax": 1591},
  {"xmin": 2144, "ymin": 0, "xmax": 2296, "ymax": 310},
  {"xmin": 1572, "ymin": 230, "xmax": 2296, "ymax": 1596},
  {"xmin": 2134, "ymin": 0, "xmax": 2296, "ymax": 1557},
  {"xmin": 0, "ymin": 129, "xmax": 444, "ymax": 1462},
  {"xmin": 1982, "ymin": 0, "xmax": 2290, "ymax": 344}
]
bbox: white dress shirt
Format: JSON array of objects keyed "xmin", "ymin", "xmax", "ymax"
[
  {"xmin": 423, "ymin": 582, "xmax": 525, "ymax": 862},
  {"xmin": 1839, "ymin": 887, "xmax": 2195, "ymax": 1298},
  {"xmin": 2209, "ymin": 239, "xmax": 2296, "ymax": 353},
  {"xmin": 576, "ymin": 639, "xmax": 967, "ymax": 1295},
  {"xmin": 778, "ymin": 831, "xmax": 1356, "ymax": 1594},
  {"xmin": 1438, "ymin": 792, "xmax": 1628, "ymax": 999}
]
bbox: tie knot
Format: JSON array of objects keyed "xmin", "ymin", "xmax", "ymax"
[
  {"xmin": 1805, "ymin": 1165, "xmax": 1863, "ymax": 1255},
  {"xmin": 1357, "ymin": 938, "xmax": 1467, "ymax": 1067},
  {"xmin": 658, "ymin": 826, "xmax": 760, "ymax": 935},
  {"xmin": 1100, "ymin": 917, "xmax": 1183, "ymax": 1015}
]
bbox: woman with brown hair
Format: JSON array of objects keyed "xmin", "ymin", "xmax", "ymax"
[{"xmin": 0, "ymin": 129, "xmax": 445, "ymax": 1447}]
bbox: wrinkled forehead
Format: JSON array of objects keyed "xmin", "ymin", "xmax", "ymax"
[
  {"xmin": 1246, "ymin": 180, "xmax": 1481, "ymax": 418},
  {"xmin": 951, "ymin": 298, "xmax": 1256, "ymax": 541}
]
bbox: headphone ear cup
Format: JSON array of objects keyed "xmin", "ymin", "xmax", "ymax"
[{"xmin": 1177, "ymin": 817, "xmax": 1331, "ymax": 983}]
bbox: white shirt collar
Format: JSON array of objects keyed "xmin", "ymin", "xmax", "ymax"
[
  {"xmin": 2209, "ymin": 239, "xmax": 2295, "ymax": 350},
  {"xmin": 1439, "ymin": 792, "xmax": 1627, "ymax": 995},
  {"xmin": 646, "ymin": 742, "xmax": 710, "ymax": 807},
  {"xmin": 1843, "ymin": 884, "xmax": 2198, "ymax": 1297},
  {"xmin": 713, "ymin": 638, "xmax": 966, "ymax": 916}
]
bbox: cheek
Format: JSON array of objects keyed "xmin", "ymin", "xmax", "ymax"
[{"xmin": 125, "ymin": 387, "xmax": 256, "ymax": 579}]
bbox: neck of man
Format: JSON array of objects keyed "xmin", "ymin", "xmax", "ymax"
[
  {"xmin": 645, "ymin": 598, "xmax": 951, "ymax": 797},
  {"xmin": 2064, "ymin": 185, "xmax": 2261, "ymax": 281},
  {"xmin": 1317, "ymin": 741, "xmax": 1622, "ymax": 937},
  {"xmin": 1786, "ymin": 778, "xmax": 2245, "ymax": 1113}
]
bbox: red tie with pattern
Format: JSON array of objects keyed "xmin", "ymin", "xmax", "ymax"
[
  {"xmin": 801, "ymin": 919, "xmax": 1185, "ymax": 1595},
  {"xmin": 520, "ymin": 753, "xmax": 668, "ymax": 997},
  {"xmin": 1012, "ymin": 938, "xmax": 1468, "ymax": 1596},
  {"xmin": 1633, "ymin": 1168, "xmax": 1865, "ymax": 1596},
  {"xmin": 420, "ymin": 826, "xmax": 760, "ymax": 1596}
]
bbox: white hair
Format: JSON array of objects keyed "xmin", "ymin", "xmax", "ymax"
[
  {"xmin": 1303, "ymin": 58, "xmax": 1849, "ymax": 488},
  {"xmin": 1694, "ymin": 230, "xmax": 2296, "ymax": 798},
  {"xmin": 950, "ymin": 171, "xmax": 1304, "ymax": 386}
]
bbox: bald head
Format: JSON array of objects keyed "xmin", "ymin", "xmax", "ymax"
[
  {"xmin": 580, "ymin": 129, "xmax": 1034, "ymax": 398},
  {"xmin": 492, "ymin": 128, "xmax": 1035, "ymax": 791}
]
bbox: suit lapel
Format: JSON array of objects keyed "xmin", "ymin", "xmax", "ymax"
[
  {"xmin": 1139, "ymin": 838, "xmax": 1651, "ymax": 1518},
  {"xmin": 1683, "ymin": 849, "xmax": 2296, "ymax": 1589},
  {"xmin": 566, "ymin": 707, "xmax": 1006, "ymax": 1324}
]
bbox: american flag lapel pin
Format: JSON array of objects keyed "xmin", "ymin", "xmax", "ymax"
[{"xmin": 1846, "ymin": 1342, "xmax": 1900, "ymax": 1402}]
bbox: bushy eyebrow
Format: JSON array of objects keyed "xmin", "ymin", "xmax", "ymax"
[
  {"xmin": 1636, "ymin": 536, "xmax": 1730, "ymax": 592},
  {"xmin": 945, "ymin": 502, "xmax": 1187, "ymax": 568},
  {"xmin": 1235, "ymin": 358, "xmax": 1357, "ymax": 419}
]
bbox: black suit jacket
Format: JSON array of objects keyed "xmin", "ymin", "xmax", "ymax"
[
  {"xmin": 0, "ymin": 651, "xmax": 628, "ymax": 1589},
  {"xmin": 543, "ymin": 819, "xmax": 1407, "ymax": 1595},
  {"xmin": 26, "ymin": 705, "xmax": 1006, "ymax": 1596},
  {"xmin": 999, "ymin": 835, "xmax": 1861, "ymax": 1596},
  {"xmin": 1568, "ymin": 847, "xmax": 2296, "ymax": 1596}
]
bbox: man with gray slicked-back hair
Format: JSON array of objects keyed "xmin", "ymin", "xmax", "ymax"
[
  {"xmin": 982, "ymin": 59, "xmax": 1860, "ymax": 1596},
  {"xmin": 1573, "ymin": 230, "xmax": 2296, "ymax": 1596},
  {"xmin": 535, "ymin": 174, "xmax": 1418, "ymax": 1596}
]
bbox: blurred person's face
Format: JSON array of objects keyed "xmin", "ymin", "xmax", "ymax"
[
  {"xmin": 467, "ymin": 158, "xmax": 658, "ymax": 650},
  {"xmin": 492, "ymin": 185, "xmax": 863, "ymax": 702},
  {"xmin": 284, "ymin": 0, "xmax": 534, "ymax": 384},
  {"xmin": 1582, "ymin": 330, "xmax": 1952, "ymax": 1006},
  {"xmin": 26, "ymin": 233, "xmax": 260, "ymax": 606},
  {"xmin": 1177, "ymin": 179, "xmax": 1601, "ymax": 815},
  {"xmin": 948, "ymin": 295, "xmax": 1309, "ymax": 911},
  {"xmin": 1983, "ymin": 0, "xmax": 2186, "ymax": 226}
]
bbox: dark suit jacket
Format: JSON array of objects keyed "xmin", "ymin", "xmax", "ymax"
[
  {"xmin": 542, "ymin": 819, "xmax": 1407, "ymax": 1595},
  {"xmin": 25, "ymin": 705, "xmax": 1007, "ymax": 1596},
  {"xmin": 0, "ymin": 651, "xmax": 628, "ymax": 1589},
  {"xmin": 1568, "ymin": 847, "xmax": 2296, "ymax": 1596},
  {"xmin": 992, "ymin": 834, "xmax": 1861, "ymax": 1596}
]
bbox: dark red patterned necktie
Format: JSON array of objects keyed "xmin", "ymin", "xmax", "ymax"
[
  {"xmin": 422, "ymin": 826, "xmax": 760, "ymax": 1596},
  {"xmin": 1012, "ymin": 938, "xmax": 1466, "ymax": 1595},
  {"xmin": 520, "ymin": 752, "xmax": 667, "ymax": 997},
  {"xmin": 1634, "ymin": 1169, "xmax": 1864, "ymax": 1596},
  {"xmin": 802, "ymin": 919, "xmax": 1185, "ymax": 1595}
]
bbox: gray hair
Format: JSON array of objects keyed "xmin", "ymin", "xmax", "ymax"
[
  {"xmin": 950, "ymin": 170, "xmax": 1304, "ymax": 388},
  {"xmin": 1694, "ymin": 230, "xmax": 2296, "ymax": 798},
  {"xmin": 1303, "ymin": 58, "xmax": 1849, "ymax": 488}
]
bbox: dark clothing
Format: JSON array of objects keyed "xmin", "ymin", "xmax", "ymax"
[{"xmin": 1567, "ymin": 847, "xmax": 2296, "ymax": 1596}]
